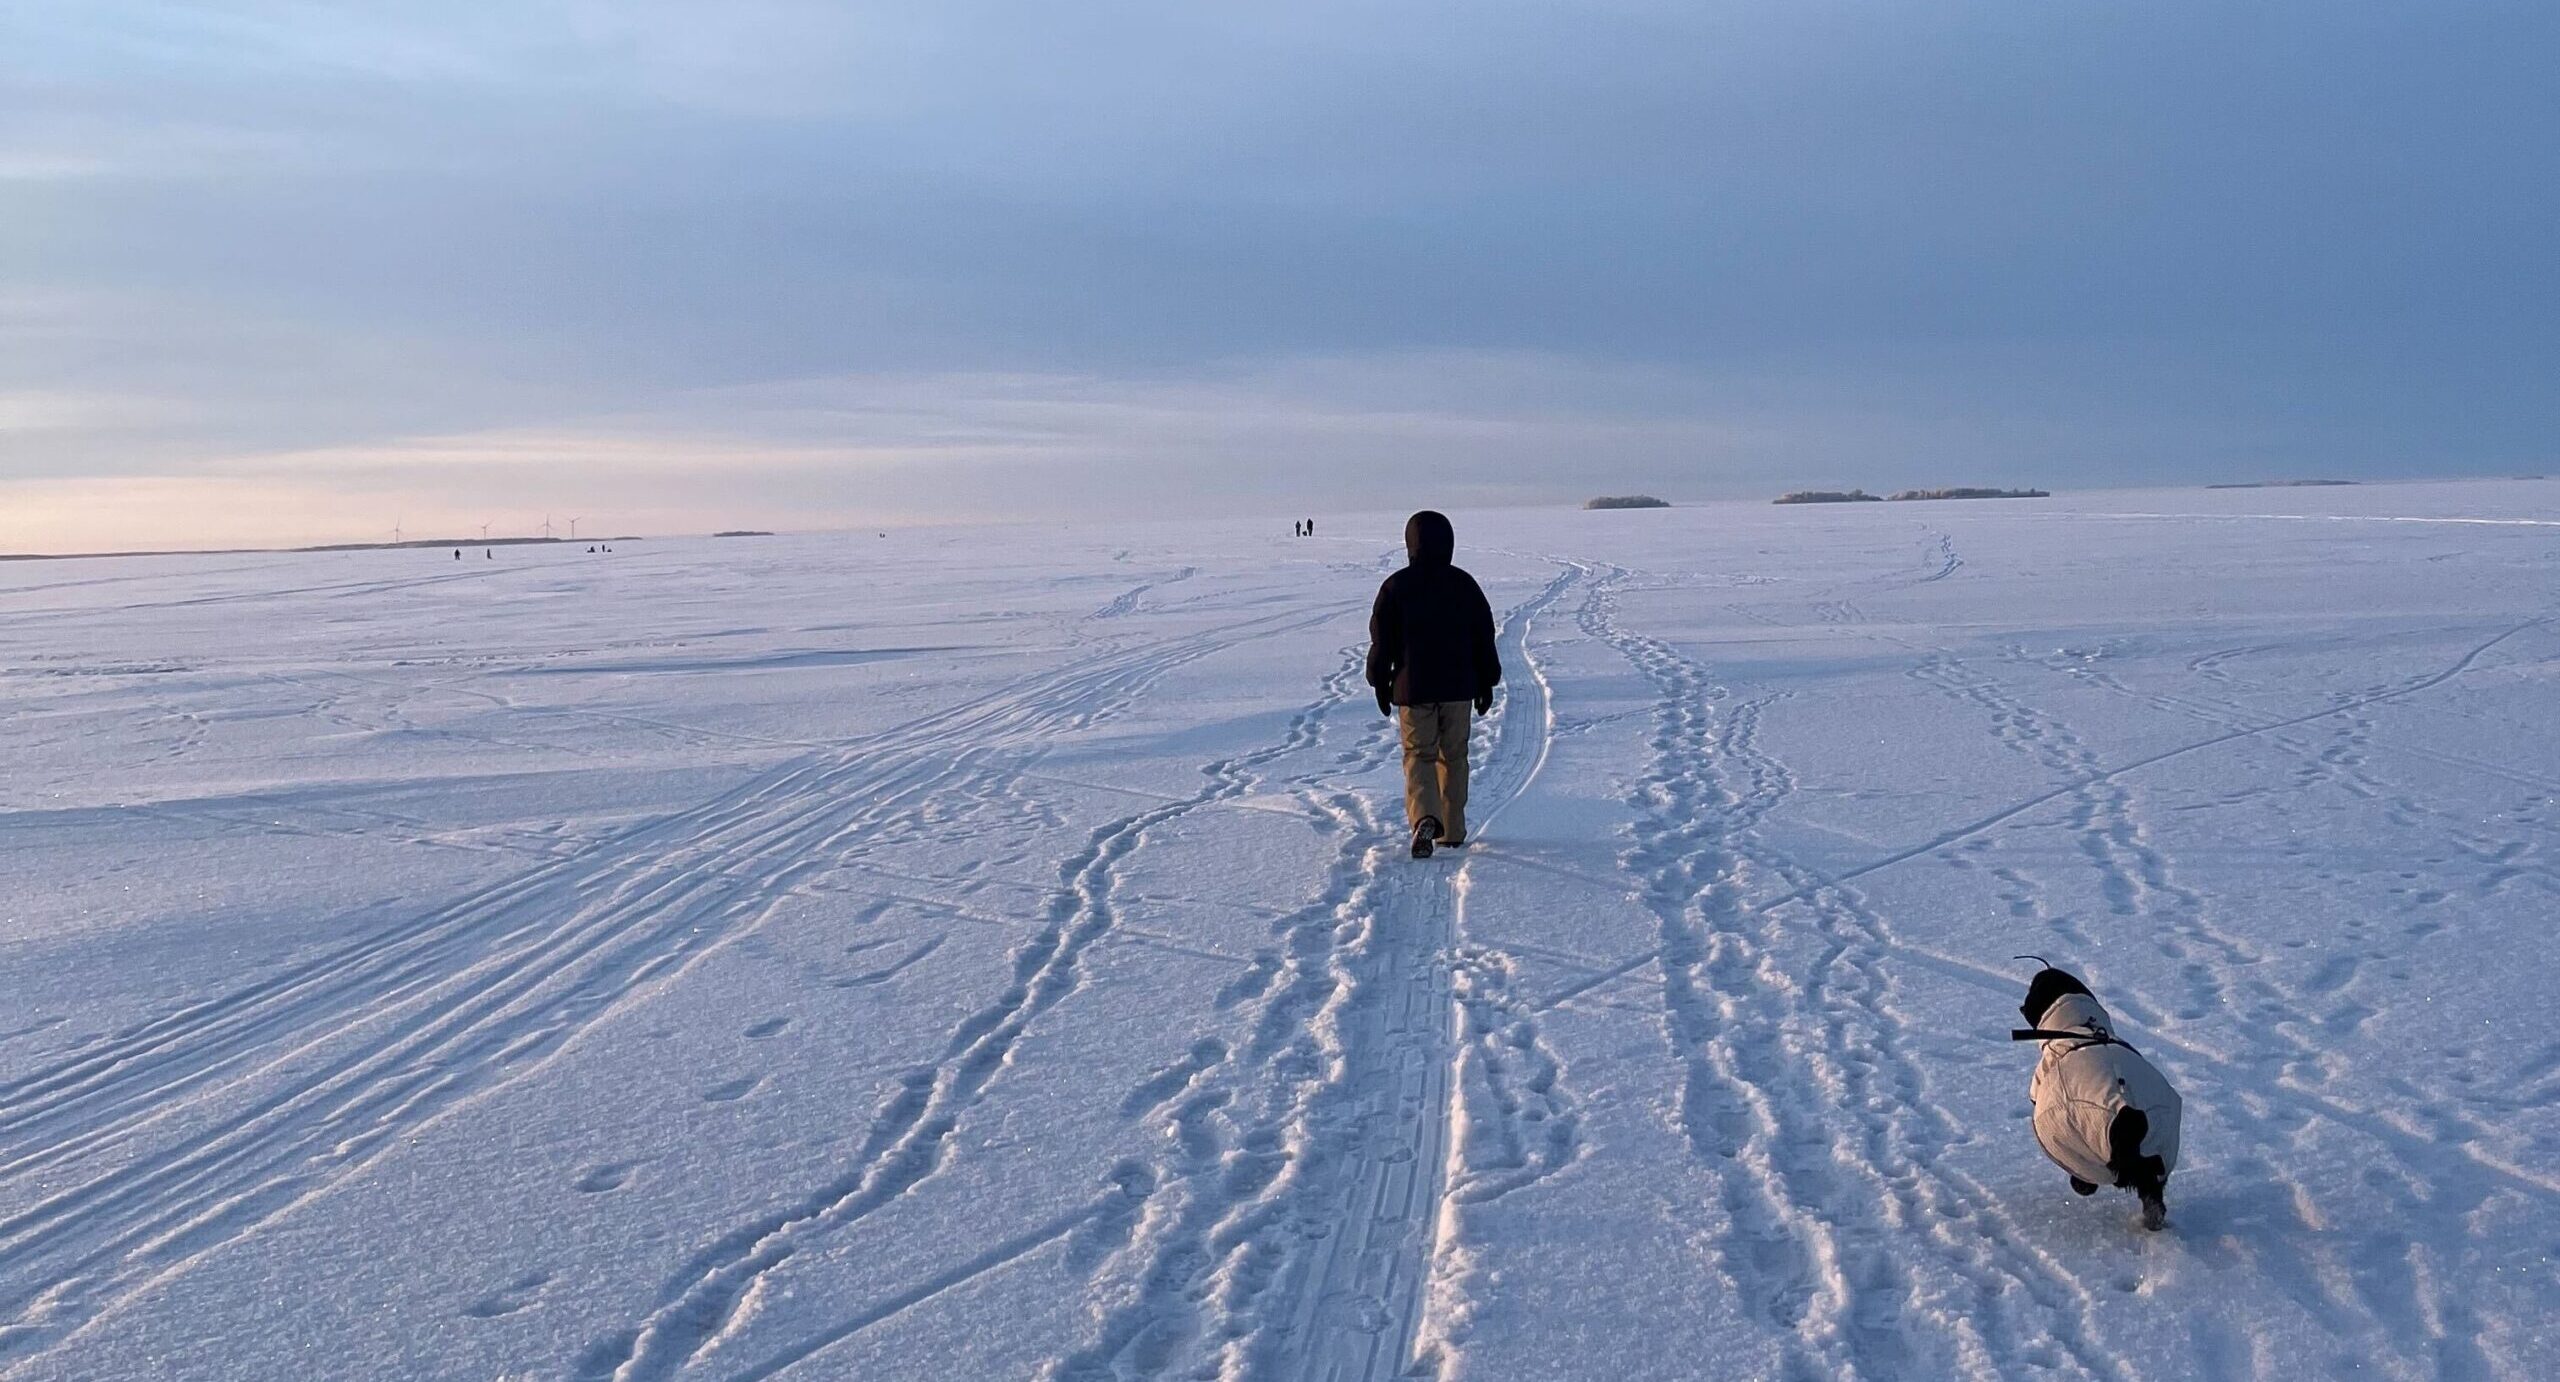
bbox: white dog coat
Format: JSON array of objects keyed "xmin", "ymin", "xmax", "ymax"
[{"xmin": 2026, "ymin": 991, "xmax": 2182, "ymax": 1187}]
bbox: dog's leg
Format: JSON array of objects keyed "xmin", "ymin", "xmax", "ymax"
[{"xmin": 2107, "ymin": 1108, "xmax": 2171, "ymax": 1230}]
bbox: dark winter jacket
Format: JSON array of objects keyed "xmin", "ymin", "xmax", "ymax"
[{"xmin": 1366, "ymin": 511, "xmax": 1501, "ymax": 707}]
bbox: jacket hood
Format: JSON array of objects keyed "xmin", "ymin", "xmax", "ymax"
[
  {"xmin": 1404, "ymin": 510, "xmax": 1455, "ymax": 567},
  {"xmin": 2020, "ymin": 965, "xmax": 2094, "ymax": 1027}
]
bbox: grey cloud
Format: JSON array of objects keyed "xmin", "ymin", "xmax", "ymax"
[{"xmin": 3, "ymin": 1, "xmax": 2556, "ymax": 547}]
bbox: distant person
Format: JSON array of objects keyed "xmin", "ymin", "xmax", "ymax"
[
  {"xmin": 1366, "ymin": 510, "xmax": 1500, "ymax": 858},
  {"xmin": 1306, "ymin": 517, "xmax": 1316, "ymax": 537},
  {"xmin": 453, "ymin": 549, "xmax": 461, "ymax": 560}
]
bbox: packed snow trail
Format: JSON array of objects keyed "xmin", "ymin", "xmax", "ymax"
[
  {"xmin": 1268, "ymin": 564, "xmax": 1576, "ymax": 1382},
  {"xmin": 1036, "ymin": 564, "xmax": 1577, "ymax": 1382},
  {"xmin": 4, "ymin": 489, "xmax": 2557, "ymax": 1380}
]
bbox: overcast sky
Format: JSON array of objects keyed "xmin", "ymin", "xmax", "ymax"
[{"xmin": 5, "ymin": 2, "xmax": 2556, "ymax": 551}]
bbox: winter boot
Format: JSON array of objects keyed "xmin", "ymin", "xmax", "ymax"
[
  {"xmin": 1411, "ymin": 815, "xmax": 1442, "ymax": 859},
  {"xmin": 2068, "ymin": 1177, "xmax": 2097, "ymax": 1197}
]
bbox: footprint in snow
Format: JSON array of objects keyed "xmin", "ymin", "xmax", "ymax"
[
  {"xmin": 573, "ymin": 1162, "xmax": 634, "ymax": 1193},
  {"xmin": 744, "ymin": 1016, "xmax": 791, "ymax": 1039},
  {"xmin": 703, "ymin": 1075, "xmax": 765, "ymax": 1103},
  {"xmin": 463, "ymin": 1270, "xmax": 551, "ymax": 1318}
]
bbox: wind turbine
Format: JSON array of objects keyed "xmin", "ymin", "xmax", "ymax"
[
  {"xmin": 541, "ymin": 514, "xmax": 553, "ymax": 540},
  {"xmin": 478, "ymin": 520, "xmax": 492, "ymax": 541},
  {"xmin": 393, "ymin": 513, "xmax": 404, "ymax": 545},
  {"xmin": 567, "ymin": 516, "xmax": 583, "ymax": 541}
]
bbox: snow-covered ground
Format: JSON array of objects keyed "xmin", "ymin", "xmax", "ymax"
[{"xmin": 4, "ymin": 481, "xmax": 2557, "ymax": 1381}]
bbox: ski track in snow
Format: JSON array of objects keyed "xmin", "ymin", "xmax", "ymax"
[
  {"xmin": 1037, "ymin": 562, "xmax": 1580, "ymax": 1382},
  {"xmin": 0, "ymin": 604, "xmax": 1337, "ymax": 1373},
  {"xmin": 587, "ymin": 624, "xmax": 1384, "ymax": 1382},
  {"xmin": 1270, "ymin": 564, "xmax": 1579, "ymax": 1382},
  {"xmin": 1088, "ymin": 566, "xmax": 1199, "ymax": 621}
]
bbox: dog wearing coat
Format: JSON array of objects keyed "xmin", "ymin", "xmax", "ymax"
[{"xmin": 2013, "ymin": 959, "xmax": 2182, "ymax": 1230}]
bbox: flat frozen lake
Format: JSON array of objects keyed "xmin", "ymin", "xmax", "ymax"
[{"xmin": 4, "ymin": 481, "xmax": 2556, "ymax": 1380}]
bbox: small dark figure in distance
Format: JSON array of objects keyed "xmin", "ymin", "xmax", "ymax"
[
  {"xmin": 1306, "ymin": 517, "xmax": 1316, "ymax": 537},
  {"xmin": 453, "ymin": 549, "xmax": 461, "ymax": 560},
  {"xmin": 2013, "ymin": 959, "xmax": 2183, "ymax": 1230},
  {"xmin": 1366, "ymin": 511, "xmax": 1500, "ymax": 859}
]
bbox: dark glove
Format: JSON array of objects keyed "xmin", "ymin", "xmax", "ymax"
[
  {"xmin": 1474, "ymin": 687, "xmax": 1494, "ymax": 715},
  {"xmin": 1376, "ymin": 686, "xmax": 1394, "ymax": 717}
]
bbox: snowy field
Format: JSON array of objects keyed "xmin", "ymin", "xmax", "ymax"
[{"xmin": 4, "ymin": 481, "xmax": 2558, "ymax": 1381}]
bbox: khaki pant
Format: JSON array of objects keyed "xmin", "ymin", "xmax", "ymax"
[{"xmin": 1398, "ymin": 700, "xmax": 1473, "ymax": 840}]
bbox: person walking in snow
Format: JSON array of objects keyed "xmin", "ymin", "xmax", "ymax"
[{"xmin": 1366, "ymin": 510, "xmax": 1500, "ymax": 858}]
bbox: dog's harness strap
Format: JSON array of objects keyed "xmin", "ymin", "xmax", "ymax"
[{"xmin": 2010, "ymin": 1027, "xmax": 2140, "ymax": 1055}]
